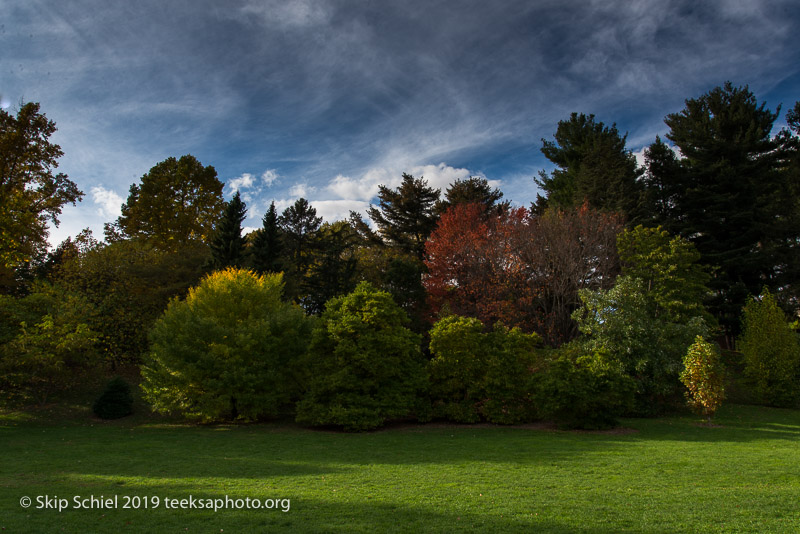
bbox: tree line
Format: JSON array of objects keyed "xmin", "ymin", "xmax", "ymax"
[{"xmin": 1, "ymin": 82, "xmax": 798, "ymax": 427}]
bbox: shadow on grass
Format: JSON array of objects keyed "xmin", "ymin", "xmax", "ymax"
[{"xmin": 2, "ymin": 492, "xmax": 619, "ymax": 534}]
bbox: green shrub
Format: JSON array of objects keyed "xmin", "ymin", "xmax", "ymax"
[
  {"xmin": 93, "ymin": 376, "xmax": 134, "ymax": 419},
  {"xmin": 141, "ymin": 268, "xmax": 312, "ymax": 422},
  {"xmin": 534, "ymin": 345, "xmax": 635, "ymax": 429},
  {"xmin": 0, "ymin": 286, "xmax": 99, "ymax": 405},
  {"xmin": 295, "ymin": 282, "xmax": 428, "ymax": 431},
  {"xmin": 738, "ymin": 289, "xmax": 800, "ymax": 407},
  {"xmin": 680, "ymin": 336, "xmax": 725, "ymax": 422},
  {"xmin": 573, "ymin": 275, "xmax": 708, "ymax": 415},
  {"xmin": 428, "ymin": 315, "xmax": 540, "ymax": 424}
]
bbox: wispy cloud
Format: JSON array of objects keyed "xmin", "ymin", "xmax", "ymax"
[{"xmin": 90, "ymin": 186, "xmax": 124, "ymax": 219}]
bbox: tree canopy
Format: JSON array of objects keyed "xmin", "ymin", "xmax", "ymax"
[
  {"xmin": 0, "ymin": 103, "xmax": 82, "ymax": 291},
  {"xmin": 111, "ymin": 155, "xmax": 224, "ymax": 250}
]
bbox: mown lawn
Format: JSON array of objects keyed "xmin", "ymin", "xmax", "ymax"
[{"xmin": 1, "ymin": 403, "xmax": 798, "ymax": 533}]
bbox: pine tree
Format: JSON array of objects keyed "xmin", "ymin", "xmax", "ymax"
[
  {"xmin": 251, "ymin": 201, "xmax": 283, "ymax": 274},
  {"xmin": 278, "ymin": 198, "xmax": 322, "ymax": 301},
  {"xmin": 534, "ymin": 113, "xmax": 645, "ymax": 222},
  {"xmin": 367, "ymin": 173, "xmax": 440, "ymax": 261},
  {"xmin": 661, "ymin": 82, "xmax": 786, "ymax": 332},
  {"xmin": 210, "ymin": 192, "xmax": 247, "ymax": 269},
  {"xmin": 435, "ymin": 176, "xmax": 508, "ymax": 215}
]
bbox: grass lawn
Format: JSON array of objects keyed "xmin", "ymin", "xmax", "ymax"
[{"xmin": 1, "ymin": 402, "xmax": 799, "ymax": 533}]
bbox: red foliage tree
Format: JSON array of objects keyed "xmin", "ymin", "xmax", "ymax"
[{"xmin": 424, "ymin": 202, "xmax": 621, "ymax": 345}]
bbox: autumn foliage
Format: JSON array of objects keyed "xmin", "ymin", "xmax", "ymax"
[{"xmin": 424, "ymin": 202, "xmax": 621, "ymax": 344}]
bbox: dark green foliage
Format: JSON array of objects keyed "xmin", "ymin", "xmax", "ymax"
[
  {"xmin": 534, "ymin": 345, "xmax": 635, "ymax": 429},
  {"xmin": 295, "ymin": 282, "xmax": 428, "ymax": 431},
  {"xmin": 0, "ymin": 285, "xmax": 99, "ymax": 405},
  {"xmin": 641, "ymin": 136, "xmax": 683, "ymax": 231},
  {"xmin": 738, "ymin": 289, "xmax": 800, "ymax": 407},
  {"xmin": 659, "ymin": 83, "xmax": 791, "ymax": 332},
  {"xmin": 52, "ymin": 238, "xmax": 209, "ymax": 365},
  {"xmin": 111, "ymin": 155, "xmax": 224, "ymax": 250},
  {"xmin": 534, "ymin": 112, "xmax": 644, "ymax": 222},
  {"xmin": 367, "ymin": 173, "xmax": 440, "ymax": 261},
  {"xmin": 250, "ymin": 201, "xmax": 283, "ymax": 274},
  {"xmin": 93, "ymin": 376, "xmax": 134, "ymax": 419},
  {"xmin": 435, "ymin": 176, "xmax": 508, "ymax": 215},
  {"xmin": 428, "ymin": 315, "xmax": 541, "ymax": 424},
  {"xmin": 303, "ymin": 221, "xmax": 359, "ymax": 315},
  {"xmin": 210, "ymin": 192, "xmax": 248, "ymax": 269},
  {"xmin": 278, "ymin": 198, "xmax": 322, "ymax": 301},
  {"xmin": 142, "ymin": 268, "xmax": 312, "ymax": 422}
]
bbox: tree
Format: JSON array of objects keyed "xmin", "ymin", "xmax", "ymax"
[
  {"xmin": 617, "ymin": 225, "xmax": 713, "ymax": 325},
  {"xmin": 0, "ymin": 102, "xmax": 82, "ymax": 291},
  {"xmin": 424, "ymin": 202, "xmax": 621, "ymax": 344},
  {"xmin": 210, "ymin": 192, "xmax": 248, "ymax": 269},
  {"xmin": 435, "ymin": 176, "xmax": 508, "ymax": 215},
  {"xmin": 573, "ymin": 276, "xmax": 709, "ymax": 415},
  {"xmin": 303, "ymin": 221, "xmax": 359, "ymax": 315},
  {"xmin": 534, "ymin": 112, "xmax": 644, "ymax": 222},
  {"xmin": 142, "ymin": 269, "xmax": 312, "ymax": 422},
  {"xmin": 110, "ymin": 155, "xmax": 224, "ymax": 250},
  {"xmin": 250, "ymin": 201, "xmax": 283, "ymax": 274},
  {"xmin": 680, "ymin": 336, "xmax": 725, "ymax": 423},
  {"xmin": 425, "ymin": 203, "xmax": 536, "ymax": 331},
  {"xmin": 660, "ymin": 82, "xmax": 790, "ymax": 332},
  {"xmin": 278, "ymin": 198, "xmax": 322, "ymax": 301},
  {"xmin": 641, "ymin": 136, "xmax": 683, "ymax": 231},
  {"xmin": 738, "ymin": 289, "xmax": 800, "ymax": 407},
  {"xmin": 367, "ymin": 173, "xmax": 440, "ymax": 261},
  {"xmin": 295, "ymin": 282, "xmax": 428, "ymax": 431}
]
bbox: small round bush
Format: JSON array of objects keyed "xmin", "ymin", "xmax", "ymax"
[
  {"xmin": 428, "ymin": 315, "xmax": 540, "ymax": 424},
  {"xmin": 93, "ymin": 376, "xmax": 134, "ymax": 419},
  {"xmin": 680, "ymin": 336, "xmax": 725, "ymax": 423},
  {"xmin": 142, "ymin": 268, "xmax": 312, "ymax": 422},
  {"xmin": 534, "ymin": 345, "xmax": 635, "ymax": 429},
  {"xmin": 295, "ymin": 282, "xmax": 428, "ymax": 431}
]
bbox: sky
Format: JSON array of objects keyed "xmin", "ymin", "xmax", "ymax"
[{"xmin": 3, "ymin": 0, "xmax": 799, "ymax": 245}]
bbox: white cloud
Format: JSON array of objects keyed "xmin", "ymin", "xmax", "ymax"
[
  {"xmin": 289, "ymin": 183, "xmax": 316, "ymax": 198},
  {"xmin": 310, "ymin": 199, "xmax": 370, "ymax": 223},
  {"xmin": 261, "ymin": 169, "xmax": 279, "ymax": 186},
  {"xmin": 228, "ymin": 173, "xmax": 256, "ymax": 192},
  {"xmin": 90, "ymin": 186, "xmax": 123, "ymax": 219},
  {"xmin": 408, "ymin": 162, "xmax": 477, "ymax": 192}
]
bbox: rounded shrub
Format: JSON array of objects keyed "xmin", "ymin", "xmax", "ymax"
[
  {"xmin": 93, "ymin": 376, "xmax": 134, "ymax": 419},
  {"xmin": 295, "ymin": 282, "xmax": 428, "ymax": 431},
  {"xmin": 141, "ymin": 268, "xmax": 312, "ymax": 422},
  {"xmin": 428, "ymin": 315, "xmax": 540, "ymax": 424},
  {"xmin": 534, "ymin": 345, "xmax": 635, "ymax": 429}
]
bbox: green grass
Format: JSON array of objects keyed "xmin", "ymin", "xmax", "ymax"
[{"xmin": 1, "ymin": 403, "xmax": 799, "ymax": 533}]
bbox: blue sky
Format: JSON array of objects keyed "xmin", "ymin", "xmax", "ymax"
[{"xmin": 3, "ymin": 0, "xmax": 799, "ymax": 245}]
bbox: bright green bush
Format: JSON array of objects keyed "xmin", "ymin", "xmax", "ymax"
[
  {"xmin": 738, "ymin": 289, "xmax": 800, "ymax": 407},
  {"xmin": 428, "ymin": 315, "xmax": 540, "ymax": 424},
  {"xmin": 295, "ymin": 282, "xmax": 428, "ymax": 431},
  {"xmin": 93, "ymin": 376, "xmax": 134, "ymax": 419},
  {"xmin": 534, "ymin": 345, "xmax": 635, "ymax": 429},
  {"xmin": 141, "ymin": 268, "xmax": 312, "ymax": 422},
  {"xmin": 573, "ymin": 275, "xmax": 708, "ymax": 415},
  {"xmin": 680, "ymin": 336, "xmax": 725, "ymax": 422}
]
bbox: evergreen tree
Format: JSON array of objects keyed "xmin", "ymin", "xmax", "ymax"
[
  {"xmin": 534, "ymin": 113, "xmax": 644, "ymax": 222},
  {"xmin": 304, "ymin": 221, "xmax": 359, "ymax": 315},
  {"xmin": 661, "ymin": 82, "xmax": 788, "ymax": 332},
  {"xmin": 210, "ymin": 192, "xmax": 247, "ymax": 269},
  {"xmin": 642, "ymin": 136, "xmax": 683, "ymax": 231},
  {"xmin": 278, "ymin": 198, "xmax": 322, "ymax": 301},
  {"xmin": 251, "ymin": 201, "xmax": 283, "ymax": 274},
  {"xmin": 435, "ymin": 176, "xmax": 508, "ymax": 215},
  {"xmin": 367, "ymin": 173, "xmax": 440, "ymax": 261}
]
